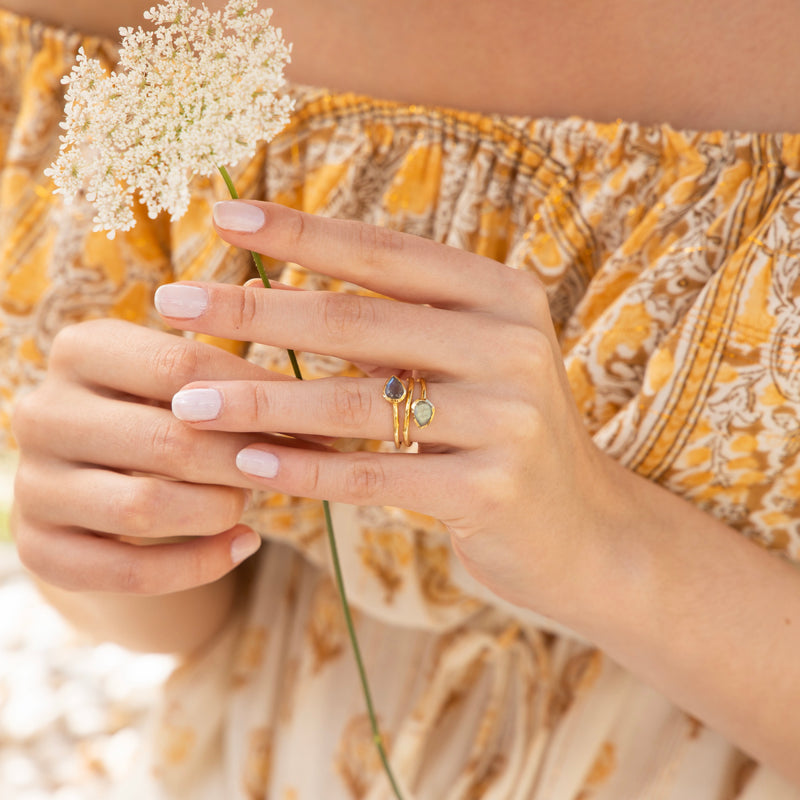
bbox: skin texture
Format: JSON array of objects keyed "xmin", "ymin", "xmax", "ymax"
[
  {"xmin": 5, "ymin": 0, "xmax": 800, "ymax": 787},
  {"xmin": 3, "ymin": 0, "xmax": 800, "ymax": 130}
]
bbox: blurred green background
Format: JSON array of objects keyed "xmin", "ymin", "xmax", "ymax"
[{"xmin": 0, "ymin": 451, "xmax": 15, "ymax": 542}]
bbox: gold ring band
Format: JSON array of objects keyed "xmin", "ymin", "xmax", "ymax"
[
  {"xmin": 383, "ymin": 375, "xmax": 434, "ymax": 448},
  {"xmin": 382, "ymin": 375, "xmax": 407, "ymax": 449},
  {"xmin": 403, "ymin": 377, "xmax": 416, "ymax": 448}
]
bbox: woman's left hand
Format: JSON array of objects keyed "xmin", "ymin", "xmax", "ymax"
[{"xmin": 155, "ymin": 200, "xmax": 637, "ymax": 622}]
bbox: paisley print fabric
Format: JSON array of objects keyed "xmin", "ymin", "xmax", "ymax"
[{"xmin": 1, "ymin": 9, "xmax": 799, "ymax": 799}]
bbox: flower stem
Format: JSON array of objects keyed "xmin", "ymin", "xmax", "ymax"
[
  {"xmin": 218, "ymin": 165, "xmax": 405, "ymax": 799},
  {"xmin": 217, "ymin": 166, "xmax": 302, "ymax": 379}
]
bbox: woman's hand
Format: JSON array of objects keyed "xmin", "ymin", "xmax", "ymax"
[
  {"xmin": 11, "ymin": 319, "xmax": 270, "ymax": 597},
  {"xmin": 155, "ymin": 200, "xmax": 637, "ymax": 622}
]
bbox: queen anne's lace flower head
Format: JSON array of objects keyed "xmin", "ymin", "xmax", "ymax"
[{"xmin": 46, "ymin": 0, "xmax": 293, "ymax": 237}]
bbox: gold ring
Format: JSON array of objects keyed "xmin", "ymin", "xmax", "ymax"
[
  {"xmin": 382, "ymin": 375, "xmax": 407, "ymax": 449},
  {"xmin": 403, "ymin": 377, "xmax": 416, "ymax": 447},
  {"xmin": 411, "ymin": 378, "xmax": 435, "ymax": 429}
]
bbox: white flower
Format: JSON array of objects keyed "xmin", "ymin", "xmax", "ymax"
[{"xmin": 45, "ymin": 0, "xmax": 293, "ymax": 237}]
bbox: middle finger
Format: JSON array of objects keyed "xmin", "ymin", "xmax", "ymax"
[
  {"xmin": 26, "ymin": 386, "xmax": 264, "ymax": 488},
  {"xmin": 155, "ymin": 282, "xmax": 508, "ymax": 379}
]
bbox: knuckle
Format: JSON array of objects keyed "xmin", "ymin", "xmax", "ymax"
[
  {"xmin": 146, "ymin": 416, "xmax": 191, "ymax": 466},
  {"xmin": 493, "ymin": 395, "xmax": 546, "ymax": 443},
  {"xmin": 296, "ymin": 458, "xmax": 321, "ymax": 497},
  {"xmin": 353, "ymin": 221, "xmax": 404, "ymax": 269},
  {"xmin": 12, "ymin": 521, "xmax": 69, "ymax": 592},
  {"xmin": 14, "ymin": 527, "xmax": 43, "ymax": 578},
  {"xmin": 49, "ymin": 321, "xmax": 95, "ymax": 366},
  {"xmin": 508, "ymin": 326, "xmax": 555, "ymax": 377},
  {"xmin": 49, "ymin": 324, "xmax": 81, "ymax": 367},
  {"xmin": 318, "ymin": 293, "xmax": 374, "ymax": 340},
  {"xmin": 468, "ymin": 460, "xmax": 515, "ymax": 517},
  {"xmin": 329, "ymin": 382, "xmax": 372, "ymax": 430},
  {"xmin": 343, "ymin": 455, "xmax": 385, "ymax": 502},
  {"xmin": 12, "ymin": 461, "xmax": 37, "ymax": 511},
  {"xmin": 516, "ymin": 270, "xmax": 548, "ymax": 312},
  {"xmin": 232, "ymin": 286, "xmax": 262, "ymax": 333},
  {"xmin": 49, "ymin": 320, "xmax": 122, "ymax": 368},
  {"xmin": 11, "ymin": 391, "xmax": 43, "ymax": 444},
  {"xmin": 287, "ymin": 208, "xmax": 307, "ymax": 248},
  {"xmin": 115, "ymin": 478, "xmax": 161, "ymax": 537},
  {"xmin": 251, "ymin": 381, "xmax": 273, "ymax": 427},
  {"xmin": 153, "ymin": 339, "xmax": 201, "ymax": 388}
]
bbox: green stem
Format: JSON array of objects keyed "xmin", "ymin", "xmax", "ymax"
[
  {"xmin": 218, "ymin": 165, "xmax": 404, "ymax": 799},
  {"xmin": 217, "ymin": 166, "xmax": 302, "ymax": 378},
  {"xmin": 323, "ymin": 500, "xmax": 406, "ymax": 800}
]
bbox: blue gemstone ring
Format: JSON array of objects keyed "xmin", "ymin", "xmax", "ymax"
[
  {"xmin": 384, "ymin": 375, "xmax": 435, "ymax": 449},
  {"xmin": 382, "ymin": 375, "xmax": 408, "ymax": 449}
]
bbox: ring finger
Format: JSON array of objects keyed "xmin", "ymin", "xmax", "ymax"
[{"xmin": 172, "ymin": 376, "xmax": 494, "ymax": 449}]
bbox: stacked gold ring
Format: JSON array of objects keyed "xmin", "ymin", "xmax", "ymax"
[
  {"xmin": 383, "ymin": 375, "xmax": 436, "ymax": 449},
  {"xmin": 403, "ymin": 377, "xmax": 416, "ymax": 448},
  {"xmin": 382, "ymin": 375, "xmax": 407, "ymax": 449}
]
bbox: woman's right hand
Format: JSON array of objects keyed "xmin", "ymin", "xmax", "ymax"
[{"xmin": 11, "ymin": 318, "xmax": 269, "ymax": 596}]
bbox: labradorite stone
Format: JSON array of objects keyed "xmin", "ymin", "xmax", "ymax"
[
  {"xmin": 383, "ymin": 375, "xmax": 406, "ymax": 401},
  {"xmin": 413, "ymin": 398, "xmax": 434, "ymax": 427}
]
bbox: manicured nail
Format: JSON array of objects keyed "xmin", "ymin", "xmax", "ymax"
[
  {"xmin": 154, "ymin": 284, "xmax": 208, "ymax": 318},
  {"xmin": 172, "ymin": 388, "xmax": 222, "ymax": 421},
  {"xmin": 236, "ymin": 448, "xmax": 279, "ymax": 478},
  {"xmin": 213, "ymin": 201, "xmax": 265, "ymax": 233},
  {"xmin": 230, "ymin": 530, "xmax": 261, "ymax": 565}
]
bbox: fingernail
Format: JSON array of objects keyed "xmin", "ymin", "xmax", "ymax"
[
  {"xmin": 236, "ymin": 448, "xmax": 279, "ymax": 478},
  {"xmin": 213, "ymin": 201, "xmax": 265, "ymax": 233},
  {"xmin": 230, "ymin": 530, "xmax": 261, "ymax": 565},
  {"xmin": 154, "ymin": 284, "xmax": 208, "ymax": 318},
  {"xmin": 172, "ymin": 388, "xmax": 222, "ymax": 421}
]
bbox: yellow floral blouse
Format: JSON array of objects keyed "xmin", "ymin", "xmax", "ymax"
[{"xmin": 2, "ymin": 9, "xmax": 800, "ymax": 800}]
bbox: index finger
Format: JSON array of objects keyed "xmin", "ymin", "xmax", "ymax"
[{"xmin": 212, "ymin": 200, "xmax": 544, "ymax": 322}]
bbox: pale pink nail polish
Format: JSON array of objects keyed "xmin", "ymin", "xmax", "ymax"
[
  {"xmin": 213, "ymin": 201, "xmax": 265, "ymax": 233},
  {"xmin": 236, "ymin": 448, "xmax": 279, "ymax": 478},
  {"xmin": 230, "ymin": 531, "xmax": 261, "ymax": 565},
  {"xmin": 154, "ymin": 284, "xmax": 208, "ymax": 318},
  {"xmin": 172, "ymin": 388, "xmax": 222, "ymax": 421}
]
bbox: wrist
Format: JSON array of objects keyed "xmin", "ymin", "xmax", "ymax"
[{"xmin": 548, "ymin": 454, "xmax": 666, "ymax": 644}]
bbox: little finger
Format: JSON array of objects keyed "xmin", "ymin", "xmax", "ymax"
[
  {"xmin": 14, "ymin": 518, "xmax": 262, "ymax": 595},
  {"xmin": 234, "ymin": 444, "xmax": 475, "ymax": 521}
]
